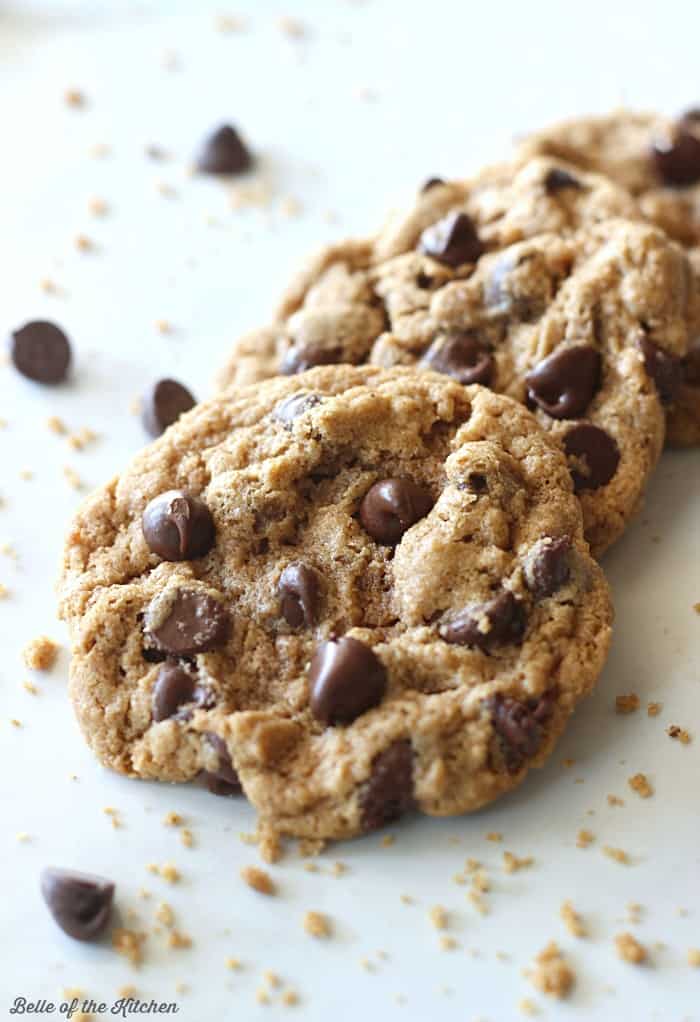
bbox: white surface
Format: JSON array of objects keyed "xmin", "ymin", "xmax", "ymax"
[{"xmin": 1, "ymin": 2, "xmax": 699, "ymax": 1019}]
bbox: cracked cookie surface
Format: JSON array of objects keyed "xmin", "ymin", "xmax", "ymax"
[{"xmin": 59, "ymin": 366, "xmax": 612, "ymax": 843}]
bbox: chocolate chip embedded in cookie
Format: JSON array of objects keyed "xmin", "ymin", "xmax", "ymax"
[{"xmin": 59, "ymin": 366, "xmax": 612, "ymax": 844}]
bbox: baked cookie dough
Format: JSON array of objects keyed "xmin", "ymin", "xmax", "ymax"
[
  {"xmin": 518, "ymin": 110, "xmax": 700, "ymax": 447},
  {"xmin": 59, "ymin": 366, "xmax": 612, "ymax": 844},
  {"xmin": 217, "ymin": 157, "xmax": 695, "ymax": 554}
]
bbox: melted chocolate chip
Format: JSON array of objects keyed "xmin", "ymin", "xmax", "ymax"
[
  {"xmin": 273, "ymin": 391, "xmax": 323, "ymax": 424},
  {"xmin": 543, "ymin": 167, "xmax": 582, "ymax": 194},
  {"xmin": 280, "ymin": 343, "xmax": 341, "ymax": 375},
  {"xmin": 525, "ymin": 345, "xmax": 601, "ymax": 419},
  {"xmin": 40, "ymin": 867, "xmax": 115, "ymax": 941},
  {"xmin": 441, "ymin": 591, "xmax": 526, "ymax": 651},
  {"xmin": 201, "ymin": 732, "xmax": 242, "ymax": 796},
  {"xmin": 142, "ymin": 379, "xmax": 196, "ymax": 437},
  {"xmin": 147, "ymin": 590, "xmax": 230, "ymax": 656},
  {"xmin": 421, "ymin": 331, "xmax": 494, "ymax": 386},
  {"xmin": 10, "ymin": 321, "xmax": 71, "ymax": 384},
  {"xmin": 278, "ymin": 563, "xmax": 318, "ymax": 628},
  {"xmin": 152, "ymin": 660, "xmax": 197, "ymax": 721},
  {"xmin": 359, "ymin": 478, "xmax": 434, "ymax": 545},
  {"xmin": 360, "ymin": 740, "xmax": 415, "ymax": 832},
  {"xmin": 651, "ymin": 121, "xmax": 700, "ymax": 186},
  {"xmin": 564, "ymin": 424, "xmax": 620, "ymax": 492},
  {"xmin": 421, "ymin": 176, "xmax": 445, "ymax": 192},
  {"xmin": 488, "ymin": 692, "xmax": 555, "ymax": 773},
  {"xmin": 196, "ymin": 124, "xmax": 252, "ymax": 175},
  {"xmin": 419, "ymin": 211, "xmax": 484, "ymax": 267},
  {"xmin": 524, "ymin": 537, "xmax": 572, "ymax": 600},
  {"xmin": 142, "ymin": 490, "xmax": 215, "ymax": 561},
  {"xmin": 637, "ymin": 336, "xmax": 683, "ymax": 405},
  {"xmin": 309, "ymin": 636, "xmax": 387, "ymax": 725}
]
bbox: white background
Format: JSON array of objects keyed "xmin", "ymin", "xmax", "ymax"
[{"xmin": 1, "ymin": 2, "xmax": 699, "ymax": 1020}]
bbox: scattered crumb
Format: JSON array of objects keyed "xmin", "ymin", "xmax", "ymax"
[
  {"xmin": 471, "ymin": 870, "xmax": 490, "ymax": 893},
  {"xmin": 154, "ymin": 319, "xmax": 173, "ymax": 335},
  {"xmin": 0, "ymin": 584, "xmax": 8, "ymax": 599},
  {"xmin": 628, "ymin": 773, "xmax": 653, "ymax": 798},
  {"xmin": 22, "ymin": 636, "xmax": 59, "ymax": 671},
  {"xmin": 67, "ymin": 427, "xmax": 97, "ymax": 451},
  {"xmin": 160, "ymin": 863, "xmax": 181, "ymax": 884},
  {"xmin": 155, "ymin": 902, "xmax": 174, "ymax": 927},
  {"xmin": 168, "ymin": 930, "xmax": 192, "ymax": 950},
  {"xmin": 215, "ymin": 13, "xmax": 246, "ymax": 33},
  {"xmin": 603, "ymin": 845, "xmax": 630, "ymax": 865},
  {"xmin": 276, "ymin": 15, "xmax": 306, "ymax": 38},
  {"xmin": 255, "ymin": 989, "xmax": 270, "ymax": 1005},
  {"xmin": 10, "ymin": 718, "xmax": 22, "ymax": 728},
  {"xmin": 607, "ymin": 794, "xmax": 625, "ymax": 807},
  {"xmin": 297, "ymin": 837, "xmax": 325, "ymax": 858},
  {"xmin": 279, "ymin": 195, "xmax": 302, "ymax": 218},
  {"xmin": 263, "ymin": 970, "xmax": 280, "ymax": 988},
  {"xmin": 230, "ymin": 180, "xmax": 272, "ymax": 210},
  {"xmin": 74, "ymin": 234, "xmax": 94, "ymax": 252},
  {"xmin": 615, "ymin": 693, "xmax": 639, "ymax": 714},
  {"xmin": 19, "ymin": 469, "xmax": 33, "ymax": 481},
  {"xmin": 47, "ymin": 416, "xmax": 67, "ymax": 435},
  {"xmin": 380, "ymin": 834, "xmax": 395, "ymax": 847},
  {"xmin": 615, "ymin": 932, "xmax": 647, "ymax": 964},
  {"xmin": 16, "ymin": 832, "xmax": 31, "ymax": 842},
  {"xmin": 331, "ymin": 861, "xmax": 347, "ymax": 877},
  {"xmin": 529, "ymin": 942, "xmax": 575, "ymax": 999},
  {"xmin": 103, "ymin": 806, "xmax": 122, "ymax": 829},
  {"xmin": 439, "ymin": 936, "xmax": 458, "ymax": 951},
  {"xmin": 63, "ymin": 466, "xmax": 84, "ymax": 490},
  {"xmin": 303, "ymin": 911, "xmax": 330, "ymax": 938},
  {"xmin": 118, "ymin": 986, "xmax": 137, "ymax": 998},
  {"xmin": 400, "ymin": 894, "xmax": 414, "ymax": 905},
  {"xmin": 258, "ymin": 828, "xmax": 283, "ymax": 864},
  {"xmin": 468, "ymin": 891, "xmax": 489, "ymax": 916},
  {"xmin": 22, "ymin": 681, "xmax": 39, "ymax": 695},
  {"xmin": 667, "ymin": 725, "xmax": 692, "ymax": 744},
  {"xmin": 112, "ymin": 928, "xmax": 145, "ymax": 966},
  {"xmin": 560, "ymin": 901, "xmax": 586, "ymax": 938},
  {"xmin": 281, "ymin": 990, "xmax": 299, "ymax": 1007},
  {"xmin": 39, "ymin": 277, "xmax": 58, "ymax": 293},
  {"xmin": 226, "ymin": 957, "xmax": 241, "ymax": 970},
  {"xmin": 88, "ymin": 196, "xmax": 108, "ymax": 216},
  {"xmin": 180, "ymin": 828, "xmax": 194, "ymax": 848},
  {"xmin": 627, "ymin": 902, "xmax": 643, "ymax": 924},
  {"xmin": 503, "ymin": 851, "xmax": 534, "ymax": 873},
  {"xmin": 519, "ymin": 998, "xmax": 538, "ymax": 1016},
  {"xmin": 240, "ymin": 866, "xmax": 275, "ymax": 895},
  {"xmin": 163, "ymin": 811, "xmax": 183, "ymax": 827},
  {"xmin": 687, "ymin": 948, "xmax": 700, "ymax": 967},
  {"xmin": 486, "ymin": 831, "xmax": 502, "ymax": 842},
  {"xmin": 647, "ymin": 701, "xmax": 662, "ymax": 717},
  {"xmin": 428, "ymin": 905, "xmax": 448, "ymax": 931},
  {"xmin": 65, "ymin": 88, "xmax": 85, "ymax": 108}
]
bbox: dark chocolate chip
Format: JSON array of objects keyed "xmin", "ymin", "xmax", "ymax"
[
  {"xmin": 525, "ymin": 345, "xmax": 601, "ymax": 419},
  {"xmin": 280, "ymin": 343, "xmax": 341, "ymax": 375},
  {"xmin": 278, "ymin": 562, "xmax": 318, "ymax": 628},
  {"xmin": 419, "ymin": 211, "xmax": 484, "ymax": 268},
  {"xmin": 421, "ymin": 176, "xmax": 445, "ymax": 192},
  {"xmin": 196, "ymin": 124, "xmax": 252, "ymax": 175},
  {"xmin": 543, "ymin": 167, "xmax": 582, "ymax": 194},
  {"xmin": 152, "ymin": 660, "xmax": 196, "ymax": 721},
  {"xmin": 637, "ymin": 336, "xmax": 683, "ymax": 405},
  {"xmin": 421, "ymin": 331, "xmax": 494, "ymax": 386},
  {"xmin": 360, "ymin": 740, "xmax": 415, "ymax": 832},
  {"xmin": 309, "ymin": 636, "xmax": 387, "ymax": 725},
  {"xmin": 681, "ymin": 108, "xmax": 700, "ymax": 124},
  {"xmin": 40, "ymin": 867, "xmax": 114, "ymax": 941},
  {"xmin": 10, "ymin": 321, "xmax": 71, "ymax": 384},
  {"xmin": 201, "ymin": 732, "xmax": 242, "ymax": 796},
  {"xmin": 564, "ymin": 424, "xmax": 620, "ymax": 492},
  {"xmin": 142, "ymin": 490, "xmax": 215, "ymax": 561},
  {"xmin": 488, "ymin": 692, "xmax": 554, "ymax": 773},
  {"xmin": 524, "ymin": 537, "xmax": 572, "ymax": 600},
  {"xmin": 441, "ymin": 591, "xmax": 526, "ymax": 651},
  {"xmin": 683, "ymin": 340, "xmax": 700, "ymax": 387},
  {"xmin": 147, "ymin": 590, "xmax": 230, "ymax": 656},
  {"xmin": 142, "ymin": 379, "xmax": 196, "ymax": 437},
  {"xmin": 359, "ymin": 478, "xmax": 434, "ymax": 545},
  {"xmin": 465, "ymin": 473, "xmax": 488, "ymax": 493},
  {"xmin": 651, "ymin": 123, "xmax": 700, "ymax": 186},
  {"xmin": 273, "ymin": 391, "xmax": 323, "ymax": 424}
]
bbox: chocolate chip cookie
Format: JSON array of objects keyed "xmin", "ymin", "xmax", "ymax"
[
  {"xmin": 518, "ymin": 110, "xmax": 700, "ymax": 447},
  {"xmin": 58, "ymin": 366, "xmax": 612, "ymax": 844},
  {"xmin": 217, "ymin": 157, "xmax": 695, "ymax": 555}
]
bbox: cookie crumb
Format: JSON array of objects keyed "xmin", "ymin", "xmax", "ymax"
[
  {"xmin": 628, "ymin": 773, "xmax": 653, "ymax": 798},
  {"xmin": 112, "ymin": 928, "xmax": 145, "ymax": 966},
  {"xmin": 667, "ymin": 724, "xmax": 692, "ymax": 744},
  {"xmin": 276, "ymin": 15, "xmax": 306, "ymax": 38},
  {"xmin": 503, "ymin": 851, "xmax": 534, "ymax": 873},
  {"xmin": 65, "ymin": 88, "xmax": 85, "ymax": 108},
  {"xmin": 88, "ymin": 197, "xmax": 108, "ymax": 217},
  {"xmin": 74, "ymin": 234, "xmax": 94, "ymax": 252},
  {"xmin": 428, "ymin": 905, "xmax": 448, "ymax": 931},
  {"xmin": 163, "ymin": 811, "xmax": 183, "ymax": 827},
  {"xmin": 687, "ymin": 948, "xmax": 700, "ymax": 967},
  {"xmin": 607, "ymin": 794, "xmax": 625, "ymax": 807},
  {"xmin": 560, "ymin": 901, "xmax": 586, "ymax": 937},
  {"xmin": 47, "ymin": 416, "xmax": 67, "ymax": 435},
  {"xmin": 241, "ymin": 866, "xmax": 275, "ymax": 895},
  {"xmin": 602, "ymin": 845, "xmax": 629, "ymax": 864},
  {"xmin": 576, "ymin": 829, "xmax": 595, "ymax": 848},
  {"xmin": 154, "ymin": 319, "xmax": 173, "ymax": 335},
  {"xmin": 615, "ymin": 693, "xmax": 639, "ymax": 714},
  {"xmin": 22, "ymin": 636, "xmax": 59, "ymax": 671},
  {"xmin": 168, "ymin": 929, "xmax": 192, "ymax": 950},
  {"xmin": 160, "ymin": 863, "xmax": 181, "ymax": 884},
  {"xmin": 226, "ymin": 956, "xmax": 241, "ymax": 970},
  {"xmin": 486, "ymin": 831, "xmax": 502, "ymax": 843},
  {"xmin": 519, "ymin": 998, "xmax": 538, "ymax": 1016},
  {"xmin": 63, "ymin": 466, "xmax": 84, "ymax": 490},
  {"xmin": 281, "ymin": 990, "xmax": 299, "ymax": 1007},
  {"xmin": 22, "ymin": 681, "xmax": 39, "ymax": 695},
  {"xmin": 155, "ymin": 902, "xmax": 174, "ymax": 927},
  {"xmin": 215, "ymin": 13, "xmax": 246, "ymax": 33},
  {"xmin": 303, "ymin": 911, "xmax": 330, "ymax": 938},
  {"xmin": 0, "ymin": 584, "xmax": 8, "ymax": 600},
  {"xmin": 380, "ymin": 834, "xmax": 395, "ymax": 847},
  {"xmin": 439, "ymin": 935, "xmax": 458, "ymax": 951},
  {"xmin": 529, "ymin": 941, "xmax": 575, "ymax": 999},
  {"xmin": 615, "ymin": 932, "xmax": 647, "ymax": 964},
  {"xmin": 180, "ymin": 828, "xmax": 194, "ymax": 848},
  {"xmin": 647, "ymin": 701, "xmax": 662, "ymax": 717}
]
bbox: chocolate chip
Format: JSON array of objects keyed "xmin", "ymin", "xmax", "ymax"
[
  {"xmin": 273, "ymin": 391, "xmax": 323, "ymax": 424},
  {"xmin": 543, "ymin": 167, "xmax": 582, "ymax": 194},
  {"xmin": 278, "ymin": 563, "xmax": 318, "ymax": 628},
  {"xmin": 524, "ymin": 537, "xmax": 572, "ymax": 600},
  {"xmin": 637, "ymin": 336, "xmax": 682, "ymax": 405},
  {"xmin": 142, "ymin": 490, "xmax": 215, "ymax": 561},
  {"xmin": 525, "ymin": 345, "xmax": 601, "ymax": 419},
  {"xmin": 360, "ymin": 740, "xmax": 415, "ymax": 832},
  {"xmin": 488, "ymin": 692, "xmax": 554, "ymax": 773},
  {"xmin": 421, "ymin": 331, "xmax": 494, "ymax": 386},
  {"xmin": 651, "ymin": 122, "xmax": 700, "ymax": 186},
  {"xmin": 441, "ymin": 591, "xmax": 526, "ymax": 651},
  {"xmin": 10, "ymin": 321, "xmax": 71, "ymax": 384},
  {"xmin": 683, "ymin": 340, "xmax": 700, "ymax": 387},
  {"xmin": 201, "ymin": 732, "xmax": 242, "ymax": 796},
  {"xmin": 564, "ymin": 424, "xmax": 620, "ymax": 492},
  {"xmin": 147, "ymin": 590, "xmax": 230, "ymax": 656},
  {"xmin": 280, "ymin": 343, "xmax": 341, "ymax": 375},
  {"xmin": 40, "ymin": 867, "xmax": 114, "ymax": 941},
  {"xmin": 309, "ymin": 636, "xmax": 387, "ymax": 725},
  {"xmin": 152, "ymin": 660, "xmax": 197, "ymax": 721},
  {"xmin": 359, "ymin": 478, "xmax": 434, "ymax": 545},
  {"xmin": 142, "ymin": 379, "xmax": 196, "ymax": 437},
  {"xmin": 196, "ymin": 124, "xmax": 252, "ymax": 175},
  {"xmin": 466, "ymin": 473, "xmax": 488, "ymax": 493},
  {"xmin": 421, "ymin": 176, "xmax": 445, "ymax": 192},
  {"xmin": 419, "ymin": 211, "xmax": 484, "ymax": 268}
]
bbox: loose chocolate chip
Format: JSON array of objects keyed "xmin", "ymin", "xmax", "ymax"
[
  {"xmin": 196, "ymin": 124, "xmax": 252, "ymax": 175},
  {"xmin": 152, "ymin": 660, "xmax": 196, "ymax": 721},
  {"xmin": 142, "ymin": 490, "xmax": 215, "ymax": 561},
  {"xmin": 419, "ymin": 211, "xmax": 484, "ymax": 268},
  {"xmin": 201, "ymin": 732, "xmax": 242, "ymax": 796},
  {"xmin": 360, "ymin": 740, "xmax": 415, "ymax": 832},
  {"xmin": 441, "ymin": 591, "xmax": 526, "ymax": 651},
  {"xmin": 421, "ymin": 176, "xmax": 445, "ymax": 192},
  {"xmin": 488, "ymin": 692, "xmax": 554, "ymax": 773},
  {"xmin": 40, "ymin": 867, "xmax": 114, "ymax": 941},
  {"xmin": 683, "ymin": 340, "xmax": 700, "ymax": 387},
  {"xmin": 278, "ymin": 563, "xmax": 318, "ymax": 628},
  {"xmin": 359, "ymin": 478, "xmax": 434, "ymax": 545},
  {"xmin": 421, "ymin": 331, "xmax": 494, "ymax": 386},
  {"xmin": 637, "ymin": 336, "xmax": 683, "ymax": 405},
  {"xmin": 273, "ymin": 391, "xmax": 323, "ymax": 424},
  {"xmin": 142, "ymin": 379, "xmax": 196, "ymax": 437},
  {"xmin": 309, "ymin": 636, "xmax": 387, "ymax": 725},
  {"xmin": 564, "ymin": 424, "xmax": 620, "ymax": 492},
  {"xmin": 651, "ymin": 123, "xmax": 700, "ymax": 186},
  {"xmin": 525, "ymin": 345, "xmax": 601, "ymax": 419},
  {"xmin": 10, "ymin": 321, "xmax": 71, "ymax": 384},
  {"xmin": 543, "ymin": 167, "xmax": 582, "ymax": 194},
  {"xmin": 524, "ymin": 537, "xmax": 572, "ymax": 600},
  {"xmin": 280, "ymin": 343, "xmax": 341, "ymax": 375},
  {"xmin": 147, "ymin": 590, "xmax": 230, "ymax": 656}
]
